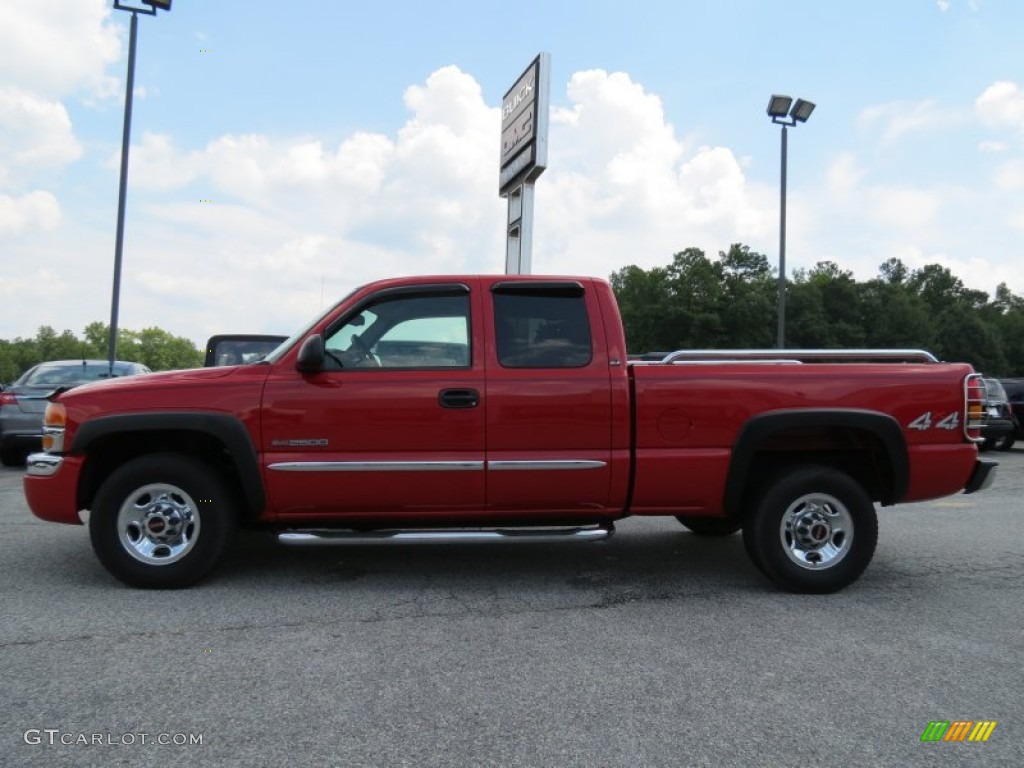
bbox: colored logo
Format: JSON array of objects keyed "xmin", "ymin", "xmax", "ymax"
[{"xmin": 921, "ymin": 721, "xmax": 997, "ymax": 742}]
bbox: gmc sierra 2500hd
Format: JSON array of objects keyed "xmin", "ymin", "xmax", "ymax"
[{"xmin": 24, "ymin": 275, "xmax": 996, "ymax": 592}]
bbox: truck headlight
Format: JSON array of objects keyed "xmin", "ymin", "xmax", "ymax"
[{"xmin": 41, "ymin": 402, "xmax": 66, "ymax": 453}]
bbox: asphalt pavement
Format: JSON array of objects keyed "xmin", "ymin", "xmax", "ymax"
[{"xmin": 1, "ymin": 450, "xmax": 1021, "ymax": 767}]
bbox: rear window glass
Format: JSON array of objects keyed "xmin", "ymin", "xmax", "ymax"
[
  {"xmin": 22, "ymin": 365, "xmax": 130, "ymax": 388},
  {"xmin": 210, "ymin": 340, "xmax": 284, "ymax": 366},
  {"xmin": 984, "ymin": 379, "xmax": 1007, "ymax": 401}
]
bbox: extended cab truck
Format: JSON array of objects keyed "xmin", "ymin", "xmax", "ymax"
[{"xmin": 24, "ymin": 275, "xmax": 996, "ymax": 592}]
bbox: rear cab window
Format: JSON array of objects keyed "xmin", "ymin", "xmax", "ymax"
[{"xmin": 492, "ymin": 282, "xmax": 593, "ymax": 368}]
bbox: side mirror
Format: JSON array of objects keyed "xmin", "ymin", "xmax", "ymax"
[{"xmin": 295, "ymin": 334, "xmax": 325, "ymax": 373}]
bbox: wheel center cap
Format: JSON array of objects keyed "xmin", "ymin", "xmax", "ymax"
[
  {"xmin": 144, "ymin": 503, "xmax": 183, "ymax": 541},
  {"xmin": 810, "ymin": 523, "xmax": 830, "ymax": 543}
]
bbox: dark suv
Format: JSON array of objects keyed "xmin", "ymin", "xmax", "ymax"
[
  {"xmin": 980, "ymin": 377, "xmax": 1016, "ymax": 451},
  {"xmin": 999, "ymin": 378, "xmax": 1024, "ymax": 446}
]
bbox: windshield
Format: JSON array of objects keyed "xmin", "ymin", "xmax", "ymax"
[{"xmin": 262, "ymin": 287, "xmax": 361, "ymax": 364}]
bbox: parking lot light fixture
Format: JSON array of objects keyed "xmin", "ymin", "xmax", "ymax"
[
  {"xmin": 107, "ymin": 0, "xmax": 172, "ymax": 374},
  {"xmin": 767, "ymin": 94, "xmax": 793, "ymax": 119},
  {"xmin": 790, "ymin": 98, "xmax": 816, "ymax": 123},
  {"xmin": 767, "ymin": 93, "xmax": 815, "ymax": 348}
]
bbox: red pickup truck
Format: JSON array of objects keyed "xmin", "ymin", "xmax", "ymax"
[{"xmin": 24, "ymin": 275, "xmax": 996, "ymax": 592}]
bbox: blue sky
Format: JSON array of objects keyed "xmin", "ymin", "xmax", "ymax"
[{"xmin": 2, "ymin": 0, "xmax": 1023, "ymax": 348}]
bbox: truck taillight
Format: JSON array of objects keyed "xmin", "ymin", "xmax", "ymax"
[
  {"xmin": 964, "ymin": 373, "xmax": 985, "ymax": 442},
  {"xmin": 41, "ymin": 402, "xmax": 66, "ymax": 453}
]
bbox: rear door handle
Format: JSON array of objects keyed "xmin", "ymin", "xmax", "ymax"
[{"xmin": 438, "ymin": 388, "xmax": 479, "ymax": 408}]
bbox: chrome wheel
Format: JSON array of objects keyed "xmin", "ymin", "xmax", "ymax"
[
  {"xmin": 117, "ymin": 483, "xmax": 201, "ymax": 566},
  {"xmin": 779, "ymin": 492, "xmax": 853, "ymax": 570}
]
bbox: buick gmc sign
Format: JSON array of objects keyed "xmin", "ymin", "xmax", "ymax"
[{"xmin": 499, "ymin": 53, "xmax": 549, "ymax": 195}]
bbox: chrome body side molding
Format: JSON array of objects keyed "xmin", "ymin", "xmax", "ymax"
[
  {"xmin": 486, "ymin": 460, "xmax": 606, "ymax": 471},
  {"xmin": 268, "ymin": 459, "xmax": 607, "ymax": 472},
  {"xmin": 269, "ymin": 461, "xmax": 484, "ymax": 472}
]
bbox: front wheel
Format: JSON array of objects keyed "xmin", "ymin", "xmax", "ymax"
[
  {"xmin": 742, "ymin": 466, "xmax": 877, "ymax": 594},
  {"xmin": 89, "ymin": 453, "xmax": 236, "ymax": 588},
  {"xmin": 675, "ymin": 516, "xmax": 741, "ymax": 536}
]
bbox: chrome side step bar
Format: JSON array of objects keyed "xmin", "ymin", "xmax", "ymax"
[{"xmin": 278, "ymin": 523, "xmax": 615, "ymax": 546}]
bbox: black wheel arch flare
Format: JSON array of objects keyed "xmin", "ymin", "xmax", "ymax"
[
  {"xmin": 70, "ymin": 412, "xmax": 264, "ymax": 515},
  {"xmin": 724, "ymin": 409, "xmax": 909, "ymax": 516}
]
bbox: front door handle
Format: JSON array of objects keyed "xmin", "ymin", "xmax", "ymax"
[{"xmin": 439, "ymin": 388, "xmax": 479, "ymax": 408}]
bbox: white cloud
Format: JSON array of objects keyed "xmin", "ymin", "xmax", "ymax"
[
  {"xmin": 826, "ymin": 152, "xmax": 866, "ymax": 198},
  {"xmin": 81, "ymin": 67, "xmax": 772, "ymax": 342},
  {"xmin": 0, "ymin": 191, "xmax": 60, "ymax": 235},
  {"xmin": 0, "ymin": 87, "xmax": 83, "ymax": 181},
  {"xmin": 121, "ymin": 133, "xmax": 201, "ymax": 191},
  {"xmin": 976, "ymin": 81, "xmax": 1024, "ymax": 136},
  {"xmin": 3, "ymin": 64, "xmax": 1021, "ymax": 346},
  {"xmin": 993, "ymin": 159, "xmax": 1024, "ymax": 190},
  {"xmin": 869, "ymin": 186, "xmax": 942, "ymax": 231},
  {"xmin": 859, "ymin": 100, "xmax": 948, "ymax": 144},
  {"xmin": 978, "ymin": 140, "xmax": 1008, "ymax": 153},
  {"xmin": 540, "ymin": 70, "xmax": 768, "ymax": 274},
  {"xmin": 0, "ymin": 0, "xmax": 121, "ymax": 100}
]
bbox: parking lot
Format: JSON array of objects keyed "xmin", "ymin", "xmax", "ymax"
[{"xmin": 1, "ymin": 452, "xmax": 1021, "ymax": 767}]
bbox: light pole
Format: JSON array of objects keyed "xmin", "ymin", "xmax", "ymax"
[
  {"xmin": 107, "ymin": 0, "xmax": 172, "ymax": 373},
  {"xmin": 766, "ymin": 94, "xmax": 815, "ymax": 349}
]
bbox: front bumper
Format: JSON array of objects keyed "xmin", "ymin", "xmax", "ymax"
[
  {"xmin": 24, "ymin": 453, "xmax": 85, "ymax": 525},
  {"xmin": 963, "ymin": 458, "xmax": 998, "ymax": 495},
  {"xmin": 26, "ymin": 452, "xmax": 61, "ymax": 477}
]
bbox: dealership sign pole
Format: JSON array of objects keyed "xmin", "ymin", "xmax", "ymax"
[{"xmin": 499, "ymin": 53, "xmax": 550, "ymax": 274}]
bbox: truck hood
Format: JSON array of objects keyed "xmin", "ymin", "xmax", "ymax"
[{"xmin": 59, "ymin": 364, "xmax": 260, "ymax": 401}]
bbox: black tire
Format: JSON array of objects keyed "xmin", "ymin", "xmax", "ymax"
[
  {"xmin": 1, "ymin": 447, "xmax": 25, "ymax": 467},
  {"xmin": 742, "ymin": 466, "xmax": 877, "ymax": 594},
  {"xmin": 89, "ymin": 453, "xmax": 236, "ymax": 588},
  {"xmin": 675, "ymin": 516, "xmax": 741, "ymax": 536},
  {"xmin": 994, "ymin": 435, "xmax": 1016, "ymax": 451}
]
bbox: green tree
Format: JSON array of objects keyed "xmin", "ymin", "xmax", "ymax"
[
  {"xmin": 611, "ymin": 246, "xmax": 1022, "ymax": 373},
  {"xmin": 787, "ymin": 261, "xmax": 865, "ymax": 348},
  {"xmin": 0, "ymin": 323, "xmax": 202, "ymax": 381},
  {"xmin": 719, "ymin": 243, "xmax": 775, "ymax": 348}
]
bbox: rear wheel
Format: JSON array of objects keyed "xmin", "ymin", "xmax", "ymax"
[
  {"xmin": 742, "ymin": 466, "xmax": 877, "ymax": 593},
  {"xmin": 89, "ymin": 453, "xmax": 235, "ymax": 588},
  {"xmin": 994, "ymin": 434, "xmax": 1016, "ymax": 451},
  {"xmin": 675, "ymin": 516, "xmax": 741, "ymax": 536}
]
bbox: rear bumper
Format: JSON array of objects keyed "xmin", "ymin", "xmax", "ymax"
[
  {"xmin": 963, "ymin": 458, "xmax": 998, "ymax": 495},
  {"xmin": 981, "ymin": 418, "xmax": 1014, "ymax": 439},
  {"xmin": 24, "ymin": 453, "xmax": 85, "ymax": 525},
  {"xmin": 0, "ymin": 430, "xmax": 42, "ymax": 452}
]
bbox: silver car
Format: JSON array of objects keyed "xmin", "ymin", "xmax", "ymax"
[{"xmin": 0, "ymin": 360, "xmax": 151, "ymax": 466}]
